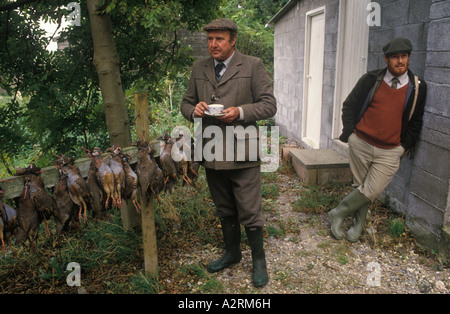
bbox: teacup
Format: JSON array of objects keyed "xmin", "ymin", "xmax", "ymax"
[{"xmin": 208, "ymin": 104, "xmax": 224, "ymax": 115}]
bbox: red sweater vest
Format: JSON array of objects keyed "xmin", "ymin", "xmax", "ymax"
[{"xmin": 355, "ymin": 80, "xmax": 408, "ymax": 148}]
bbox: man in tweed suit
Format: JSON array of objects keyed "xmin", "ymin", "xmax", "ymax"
[{"xmin": 180, "ymin": 18, "xmax": 277, "ymax": 287}]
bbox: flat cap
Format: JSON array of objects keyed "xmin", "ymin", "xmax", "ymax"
[
  {"xmin": 203, "ymin": 18, "xmax": 238, "ymax": 34},
  {"xmin": 383, "ymin": 38, "xmax": 413, "ymax": 56}
]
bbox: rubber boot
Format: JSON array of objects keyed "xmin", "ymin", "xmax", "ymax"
[
  {"xmin": 328, "ymin": 189, "xmax": 370, "ymax": 240},
  {"xmin": 207, "ymin": 216, "xmax": 242, "ymax": 273},
  {"xmin": 347, "ymin": 203, "xmax": 370, "ymax": 242},
  {"xmin": 245, "ymin": 226, "xmax": 269, "ymax": 288}
]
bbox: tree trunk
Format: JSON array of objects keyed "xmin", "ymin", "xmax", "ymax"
[{"xmin": 87, "ymin": 0, "xmax": 132, "ymax": 148}]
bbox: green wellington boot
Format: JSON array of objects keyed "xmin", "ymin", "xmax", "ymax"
[
  {"xmin": 245, "ymin": 226, "xmax": 269, "ymax": 288},
  {"xmin": 328, "ymin": 189, "xmax": 370, "ymax": 240},
  {"xmin": 207, "ymin": 216, "xmax": 242, "ymax": 273},
  {"xmin": 347, "ymin": 203, "xmax": 370, "ymax": 242}
]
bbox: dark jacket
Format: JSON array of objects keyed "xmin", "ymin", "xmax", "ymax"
[{"xmin": 339, "ymin": 68, "xmax": 427, "ymax": 152}]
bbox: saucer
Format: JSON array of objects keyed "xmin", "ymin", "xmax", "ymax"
[{"xmin": 205, "ymin": 111, "xmax": 226, "ymax": 117}]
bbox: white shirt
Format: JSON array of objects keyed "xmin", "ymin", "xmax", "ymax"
[
  {"xmin": 384, "ymin": 69, "xmax": 409, "ymax": 89},
  {"xmin": 214, "ymin": 50, "xmax": 235, "ymax": 77}
]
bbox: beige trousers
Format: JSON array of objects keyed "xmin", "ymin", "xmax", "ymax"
[{"xmin": 348, "ymin": 133, "xmax": 405, "ymax": 202}]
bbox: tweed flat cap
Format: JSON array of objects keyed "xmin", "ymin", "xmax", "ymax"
[
  {"xmin": 383, "ymin": 38, "xmax": 413, "ymax": 56},
  {"xmin": 203, "ymin": 18, "xmax": 238, "ymax": 34}
]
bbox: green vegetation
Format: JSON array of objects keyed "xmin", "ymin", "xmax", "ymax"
[
  {"xmin": 0, "ymin": 163, "xmax": 281, "ymax": 293},
  {"xmin": 0, "ymin": 0, "xmax": 288, "ymax": 176},
  {"xmin": 292, "ymin": 183, "xmax": 350, "ymax": 214},
  {"xmin": 0, "ymin": 169, "xmax": 216, "ymax": 293},
  {"xmin": 390, "ymin": 218, "xmax": 406, "ymax": 239}
]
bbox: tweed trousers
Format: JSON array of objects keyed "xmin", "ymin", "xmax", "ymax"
[
  {"xmin": 205, "ymin": 166, "xmax": 264, "ymax": 228},
  {"xmin": 348, "ymin": 133, "xmax": 405, "ymax": 202}
]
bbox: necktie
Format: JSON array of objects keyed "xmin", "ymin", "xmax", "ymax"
[
  {"xmin": 215, "ymin": 62, "xmax": 225, "ymax": 83},
  {"xmin": 391, "ymin": 77, "xmax": 400, "ymax": 89}
]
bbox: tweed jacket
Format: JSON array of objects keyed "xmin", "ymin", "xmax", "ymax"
[
  {"xmin": 339, "ymin": 67, "xmax": 427, "ymax": 153},
  {"xmin": 180, "ymin": 50, "xmax": 277, "ymax": 170}
]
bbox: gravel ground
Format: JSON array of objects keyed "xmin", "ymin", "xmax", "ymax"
[{"xmin": 164, "ymin": 171, "xmax": 449, "ymax": 294}]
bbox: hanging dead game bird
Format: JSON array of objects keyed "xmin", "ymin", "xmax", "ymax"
[
  {"xmin": 136, "ymin": 139, "xmax": 164, "ymax": 203},
  {"xmin": 14, "ymin": 164, "xmax": 55, "ymax": 249},
  {"xmin": 121, "ymin": 152, "xmax": 140, "ymax": 213},
  {"xmin": 20, "ymin": 164, "xmax": 57, "ymax": 237},
  {"xmin": 15, "ymin": 183, "xmax": 41, "ymax": 249},
  {"xmin": 0, "ymin": 188, "xmax": 4, "ymax": 251},
  {"xmin": 107, "ymin": 146, "xmax": 125, "ymax": 209},
  {"xmin": 86, "ymin": 161, "xmax": 106, "ymax": 219},
  {"xmin": 187, "ymin": 138, "xmax": 201, "ymax": 190},
  {"xmin": 88, "ymin": 147, "xmax": 115, "ymax": 210},
  {"xmin": 52, "ymin": 173, "xmax": 77, "ymax": 235},
  {"xmin": 0, "ymin": 209, "xmax": 4, "ymax": 252},
  {"xmin": 55, "ymin": 155, "xmax": 94, "ymax": 223},
  {"xmin": 158, "ymin": 132, "xmax": 178, "ymax": 192},
  {"xmin": 173, "ymin": 133, "xmax": 196, "ymax": 187},
  {"xmin": 0, "ymin": 187, "xmax": 18, "ymax": 252}
]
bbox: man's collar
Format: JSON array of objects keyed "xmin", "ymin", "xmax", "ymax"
[
  {"xmin": 385, "ymin": 69, "xmax": 409, "ymax": 85},
  {"xmin": 214, "ymin": 49, "xmax": 235, "ymax": 68}
]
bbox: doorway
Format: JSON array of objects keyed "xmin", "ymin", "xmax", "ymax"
[{"xmin": 302, "ymin": 7, "xmax": 325, "ymax": 149}]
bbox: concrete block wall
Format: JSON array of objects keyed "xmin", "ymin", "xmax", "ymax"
[
  {"xmin": 406, "ymin": 0, "xmax": 450, "ymax": 258},
  {"xmin": 367, "ymin": 0, "xmax": 431, "ymax": 76},
  {"xmin": 273, "ymin": 0, "xmax": 305, "ymax": 140},
  {"xmin": 369, "ymin": 0, "xmax": 450, "ymax": 258},
  {"xmin": 367, "ymin": 0, "xmax": 432, "ymax": 214}
]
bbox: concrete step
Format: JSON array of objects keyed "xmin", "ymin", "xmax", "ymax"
[{"xmin": 289, "ymin": 148, "xmax": 352, "ymax": 185}]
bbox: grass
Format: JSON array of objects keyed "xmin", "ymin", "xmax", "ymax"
[
  {"xmin": 1, "ymin": 160, "xmax": 444, "ymax": 293},
  {"xmin": 267, "ymin": 225, "xmax": 285, "ymax": 237},
  {"xmin": 0, "ymin": 168, "xmax": 216, "ymax": 294},
  {"xmin": 292, "ymin": 183, "xmax": 351, "ymax": 214},
  {"xmin": 0, "ymin": 210, "xmax": 144, "ymax": 293},
  {"xmin": 0, "ymin": 160, "xmax": 287, "ymax": 294},
  {"xmin": 390, "ymin": 218, "xmax": 406, "ymax": 239},
  {"xmin": 178, "ymin": 264, "xmax": 223, "ymax": 293},
  {"xmin": 334, "ymin": 244, "xmax": 353, "ymax": 265},
  {"xmin": 261, "ymin": 183, "xmax": 280, "ymax": 199},
  {"xmin": 130, "ymin": 273, "xmax": 160, "ymax": 294}
]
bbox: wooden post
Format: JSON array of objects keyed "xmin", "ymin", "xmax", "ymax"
[
  {"xmin": 121, "ymin": 201, "xmax": 141, "ymax": 229},
  {"xmin": 134, "ymin": 91, "xmax": 150, "ymax": 142},
  {"xmin": 141, "ymin": 194, "xmax": 158, "ymax": 278},
  {"xmin": 134, "ymin": 91, "xmax": 159, "ymax": 278}
]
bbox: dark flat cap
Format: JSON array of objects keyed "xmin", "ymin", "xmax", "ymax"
[
  {"xmin": 203, "ymin": 18, "xmax": 238, "ymax": 34},
  {"xmin": 383, "ymin": 38, "xmax": 413, "ymax": 56}
]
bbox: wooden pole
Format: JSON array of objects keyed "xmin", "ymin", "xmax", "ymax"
[
  {"xmin": 119, "ymin": 94, "xmax": 142, "ymax": 229},
  {"xmin": 141, "ymin": 194, "xmax": 158, "ymax": 278},
  {"xmin": 121, "ymin": 201, "xmax": 140, "ymax": 229},
  {"xmin": 134, "ymin": 91, "xmax": 158, "ymax": 278},
  {"xmin": 134, "ymin": 91, "xmax": 150, "ymax": 142}
]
